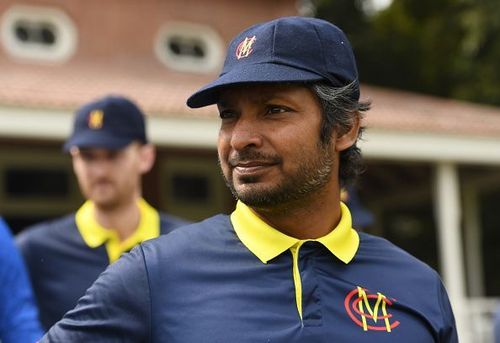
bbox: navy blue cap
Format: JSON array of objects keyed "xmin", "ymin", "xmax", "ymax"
[
  {"xmin": 187, "ymin": 16, "xmax": 359, "ymax": 108},
  {"xmin": 63, "ymin": 95, "xmax": 148, "ymax": 152}
]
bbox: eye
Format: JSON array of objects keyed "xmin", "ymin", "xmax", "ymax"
[
  {"xmin": 108, "ymin": 151, "xmax": 121, "ymax": 160},
  {"xmin": 219, "ymin": 109, "xmax": 237, "ymax": 120},
  {"xmin": 78, "ymin": 151, "xmax": 93, "ymax": 161},
  {"xmin": 265, "ymin": 105, "xmax": 291, "ymax": 115}
]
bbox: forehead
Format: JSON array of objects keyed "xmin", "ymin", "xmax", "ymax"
[
  {"xmin": 71, "ymin": 146, "xmax": 129, "ymax": 157},
  {"xmin": 72, "ymin": 142, "xmax": 140, "ymax": 155},
  {"xmin": 217, "ymin": 83, "xmax": 318, "ymax": 106}
]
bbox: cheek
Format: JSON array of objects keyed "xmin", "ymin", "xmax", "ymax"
[
  {"xmin": 217, "ymin": 133, "xmax": 229, "ymax": 160},
  {"xmin": 74, "ymin": 168, "xmax": 92, "ymax": 196},
  {"xmin": 118, "ymin": 162, "xmax": 139, "ymax": 181},
  {"xmin": 217, "ymin": 149, "xmax": 230, "ymax": 177},
  {"xmin": 217, "ymin": 145, "xmax": 232, "ymax": 180},
  {"xmin": 73, "ymin": 163, "xmax": 89, "ymax": 182},
  {"xmin": 283, "ymin": 135, "xmax": 318, "ymax": 166}
]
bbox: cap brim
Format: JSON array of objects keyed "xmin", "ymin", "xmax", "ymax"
[
  {"xmin": 187, "ymin": 63, "xmax": 325, "ymax": 108},
  {"xmin": 63, "ymin": 131, "xmax": 133, "ymax": 152}
]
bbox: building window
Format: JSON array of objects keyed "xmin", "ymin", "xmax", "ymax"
[
  {"xmin": 0, "ymin": 146, "xmax": 82, "ymax": 234},
  {"xmin": 14, "ymin": 20, "xmax": 57, "ymax": 46},
  {"xmin": 154, "ymin": 22, "xmax": 223, "ymax": 73},
  {"xmin": 171, "ymin": 174, "xmax": 210, "ymax": 203},
  {"xmin": 0, "ymin": 5, "xmax": 77, "ymax": 63},
  {"xmin": 5, "ymin": 168, "xmax": 69, "ymax": 198},
  {"xmin": 160, "ymin": 155, "xmax": 232, "ymax": 221}
]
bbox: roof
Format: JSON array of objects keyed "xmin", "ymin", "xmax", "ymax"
[
  {"xmin": 0, "ymin": 0, "xmax": 300, "ymax": 121},
  {"xmin": 0, "ymin": 61, "xmax": 216, "ymax": 119},
  {"xmin": 1, "ymin": 59, "xmax": 500, "ymax": 138},
  {"xmin": 2, "ymin": 0, "xmax": 499, "ymax": 139},
  {"xmin": 361, "ymin": 85, "xmax": 500, "ymax": 138}
]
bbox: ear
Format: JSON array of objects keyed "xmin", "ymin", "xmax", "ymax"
[
  {"xmin": 335, "ymin": 113, "xmax": 361, "ymax": 152},
  {"xmin": 138, "ymin": 144, "xmax": 156, "ymax": 174},
  {"xmin": 69, "ymin": 147, "xmax": 80, "ymax": 173}
]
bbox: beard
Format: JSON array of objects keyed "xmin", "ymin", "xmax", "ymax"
[
  {"xmin": 220, "ymin": 141, "xmax": 334, "ymax": 210},
  {"xmin": 81, "ymin": 180, "xmax": 122, "ymax": 210}
]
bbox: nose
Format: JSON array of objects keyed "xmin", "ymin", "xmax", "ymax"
[
  {"xmin": 88, "ymin": 157, "xmax": 111, "ymax": 177},
  {"xmin": 225, "ymin": 116, "xmax": 263, "ymax": 151}
]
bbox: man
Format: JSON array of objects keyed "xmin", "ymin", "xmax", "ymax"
[
  {"xmin": 0, "ymin": 217, "xmax": 43, "ymax": 342},
  {"xmin": 42, "ymin": 17, "xmax": 458, "ymax": 342},
  {"xmin": 16, "ymin": 95, "xmax": 188, "ymax": 330}
]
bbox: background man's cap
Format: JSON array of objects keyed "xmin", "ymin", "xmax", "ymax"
[
  {"xmin": 63, "ymin": 95, "xmax": 148, "ymax": 152},
  {"xmin": 187, "ymin": 16, "xmax": 359, "ymax": 108}
]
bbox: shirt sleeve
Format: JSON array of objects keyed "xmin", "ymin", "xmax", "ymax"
[
  {"xmin": 0, "ymin": 218, "xmax": 43, "ymax": 343},
  {"xmin": 437, "ymin": 278, "xmax": 459, "ymax": 342},
  {"xmin": 41, "ymin": 245, "xmax": 151, "ymax": 342}
]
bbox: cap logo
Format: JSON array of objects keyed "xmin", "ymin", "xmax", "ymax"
[
  {"xmin": 235, "ymin": 36, "xmax": 256, "ymax": 60},
  {"xmin": 88, "ymin": 110, "xmax": 104, "ymax": 129}
]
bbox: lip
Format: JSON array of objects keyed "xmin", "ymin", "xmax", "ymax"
[{"xmin": 232, "ymin": 161, "xmax": 276, "ymax": 175}]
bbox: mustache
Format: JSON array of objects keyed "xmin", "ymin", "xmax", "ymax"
[
  {"xmin": 228, "ymin": 149, "xmax": 282, "ymax": 167},
  {"xmin": 90, "ymin": 178, "xmax": 113, "ymax": 186}
]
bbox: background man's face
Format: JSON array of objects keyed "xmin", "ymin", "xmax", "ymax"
[
  {"xmin": 217, "ymin": 84, "xmax": 337, "ymax": 210},
  {"xmin": 71, "ymin": 143, "xmax": 148, "ymax": 209}
]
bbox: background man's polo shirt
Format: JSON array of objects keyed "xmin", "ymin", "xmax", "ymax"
[{"xmin": 16, "ymin": 199, "xmax": 187, "ymax": 331}]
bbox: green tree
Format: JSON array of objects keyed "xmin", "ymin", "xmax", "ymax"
[{"xmin": 315, "ymin": 0, "xmax": 500, "ymax": 106}]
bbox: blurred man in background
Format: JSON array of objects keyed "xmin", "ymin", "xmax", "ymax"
[
  {"xmin": 16, "ymin": 95, "xmax": 188, "ymax": 330},
  {"xmin": 0, "ymin": 217, "xmax": 42, "ymax": 342}
]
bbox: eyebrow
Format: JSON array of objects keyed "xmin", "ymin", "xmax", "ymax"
[{"xmin": 218, "ymin": 90, "xmax": 293, "ymax": 107}]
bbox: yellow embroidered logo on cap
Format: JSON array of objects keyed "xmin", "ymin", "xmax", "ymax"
[
  {"xmin": 88, "ymin": 110, "xmax": 104, "ymax": 129},
  {"xmin": 236, "ymin": 36, "xmax": 256, "ymax": 60}
]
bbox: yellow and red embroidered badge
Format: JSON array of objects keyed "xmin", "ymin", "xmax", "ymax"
[
  {"xmin": 344, "ymin": 286, "xmax": 400, "ymax": 332},
  {"xmin": 235, "ymin": 36, "xmax": 256, "ymax": 60},
  {"xmin": 88, "ymin": 110, "xmax": 104, "ymax": 129}
]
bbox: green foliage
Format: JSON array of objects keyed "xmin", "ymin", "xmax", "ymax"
[{"xmin": 315, "ymin": 0, "xmax": 500, "ymax": 105}]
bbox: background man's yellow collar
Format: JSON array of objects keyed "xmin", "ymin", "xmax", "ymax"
[{"xmin": 75, "ymin": 199, "xmax": 160, "ymax": 262}]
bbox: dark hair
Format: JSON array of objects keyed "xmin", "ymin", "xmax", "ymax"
[{"xmin": 309, "ymin": 81, "xmax": 371, "ymax": 186}]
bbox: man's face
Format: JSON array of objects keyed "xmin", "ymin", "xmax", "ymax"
[
  {"xmin": 217, "ymin": 84, "xmax": 338, "ymax": 210},
  {"xmin": 71, "ymin": 142, "xmax": 153, "ymax": 209}
]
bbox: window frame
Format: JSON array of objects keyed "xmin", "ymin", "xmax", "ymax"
[
  {"xmin": 0, "ymin": 4, "xmax": 77, "ymax": 63},
  {"xmin": 154, "ymin": 21, "xmax": 224, "ymax": 73}
]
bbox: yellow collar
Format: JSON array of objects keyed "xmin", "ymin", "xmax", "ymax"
[
  {"xmin": 230, "ymin": 201, "xmax": 359, "ymax": 264},
  {"xmin": 75, "ymin": 198, "xmax": 160, "ymax": 262}
]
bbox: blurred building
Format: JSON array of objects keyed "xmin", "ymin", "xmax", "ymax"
[
  {"xmin": 0, "ymin": 1, "xmax": 499, "ymax": 341},
  {"xmin": 358, "ymin": 85, "xmax": 500, "ymax": 343},
  {"xmin": 0, "ymin": 0, "xmax": 303, "ymax": 229}
]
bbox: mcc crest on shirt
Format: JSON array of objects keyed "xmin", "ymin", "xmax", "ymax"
[{"xmin": 344, "ymin": 286, "xmax": 400, "ymax": 332}]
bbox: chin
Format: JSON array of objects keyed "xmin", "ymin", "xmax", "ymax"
[
  {"xmin": 235, "ymin": 185, "xmax": 279, "ymax": 205},
  {"xmin": 91, "ymin": 196, "xmax": 119, "ymax": 208}
]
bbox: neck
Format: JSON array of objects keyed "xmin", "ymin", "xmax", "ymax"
[
  {"xmin": 93, "ymin": 198, "xmax": 141, "ymax": 241},
  {"xmin": 251, "ymin": 191, "xmax": 342, "ymax": 240}
]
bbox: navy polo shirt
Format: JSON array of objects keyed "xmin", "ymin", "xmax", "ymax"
[
  {"xmin": 43, "ymin": 202, "xmax": 457, "ymax": 342},
  {"xmin": 16, "ymin": 200, "xmax": 188, "ymax": 331}
]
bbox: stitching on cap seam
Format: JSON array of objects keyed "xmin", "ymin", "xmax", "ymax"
[{"xmin": 311, "ymin": 23, "xmax": 329, "ymax": 76}]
